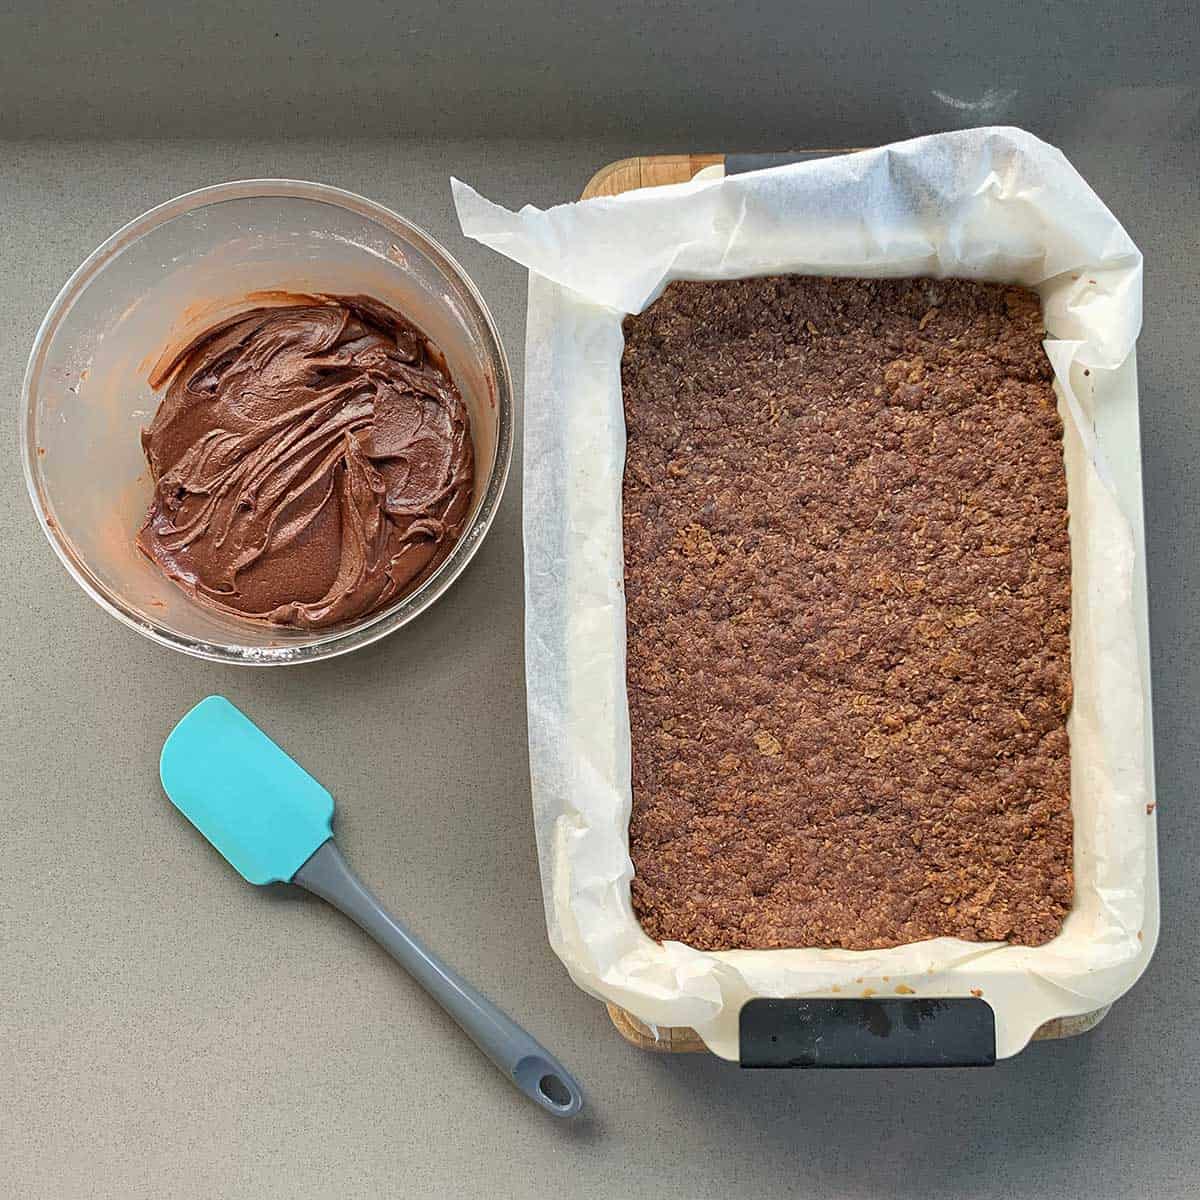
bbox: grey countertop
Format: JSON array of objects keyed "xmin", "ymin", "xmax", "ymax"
[{"xmin": 1, "ymin": 8, "xmax": 1198, "ymax": 1197}]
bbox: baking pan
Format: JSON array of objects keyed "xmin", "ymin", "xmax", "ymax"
[{"xmin": 578, "ymin": 150, "xmax": 1159, "ymax": 1066}]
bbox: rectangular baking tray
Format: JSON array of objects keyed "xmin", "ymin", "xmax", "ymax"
[{"xmin": 582, "ymin": 150, "xmax": 1160, "ymax": 1059}]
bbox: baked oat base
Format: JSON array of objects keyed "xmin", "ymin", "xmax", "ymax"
[{"xmin": 622, "ymin": 276, "xmax": 1073, "ymax": 952}]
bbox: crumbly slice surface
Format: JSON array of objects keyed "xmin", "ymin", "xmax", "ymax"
[{"xmin": 621, "ymin": 276, "xmax": 1073, "ymax": 951}]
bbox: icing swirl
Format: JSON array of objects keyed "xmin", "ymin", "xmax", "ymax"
[{"xmin": 137, "ymin": 296, "xmax": 474, "ymax": 628}]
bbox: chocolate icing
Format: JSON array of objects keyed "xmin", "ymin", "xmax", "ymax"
[{"xmin": 137, "ymin": 296, "xmax": 474, "ymax": 628}]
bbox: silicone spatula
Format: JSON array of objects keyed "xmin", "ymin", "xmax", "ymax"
[{"xmin": 160, "ymin": 695, "xmax": 584, "ymax": 1118}]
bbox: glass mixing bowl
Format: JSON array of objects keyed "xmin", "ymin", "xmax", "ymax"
[{"xmin": 21, "ymin": 180, "xmax": 513, "ymax": 665}]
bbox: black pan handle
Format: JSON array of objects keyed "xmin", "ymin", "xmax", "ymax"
[
  {"xmin": 740, "ymin": 998, "xmax": 996, "ymax": 1068},
  {"xmin": 725, "ymin": 150, "xmax": 849, "ymax": 176}
]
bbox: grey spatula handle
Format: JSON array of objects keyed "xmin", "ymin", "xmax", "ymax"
[{"xmin": 294, "ymin": 840, "xmax": 583, "ymax": 1117}]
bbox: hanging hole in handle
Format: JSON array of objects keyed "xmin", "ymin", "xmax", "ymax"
[
  {"xmin": 538, "ymin": 1074, "xmax": 572, "ymax": 1107},
  {"xmin": 514, "ymin": 1053, "xmax": 583, "ymax": 1116}
]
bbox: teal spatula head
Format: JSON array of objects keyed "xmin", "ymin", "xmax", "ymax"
[{"xmin": 160, "ymin": 696, "xmax": 333, "ymax": 885}]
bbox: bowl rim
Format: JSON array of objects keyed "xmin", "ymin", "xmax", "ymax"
[{"xmin": 21, "ymin": 178, "xmax": 514, "ymax": 666}]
